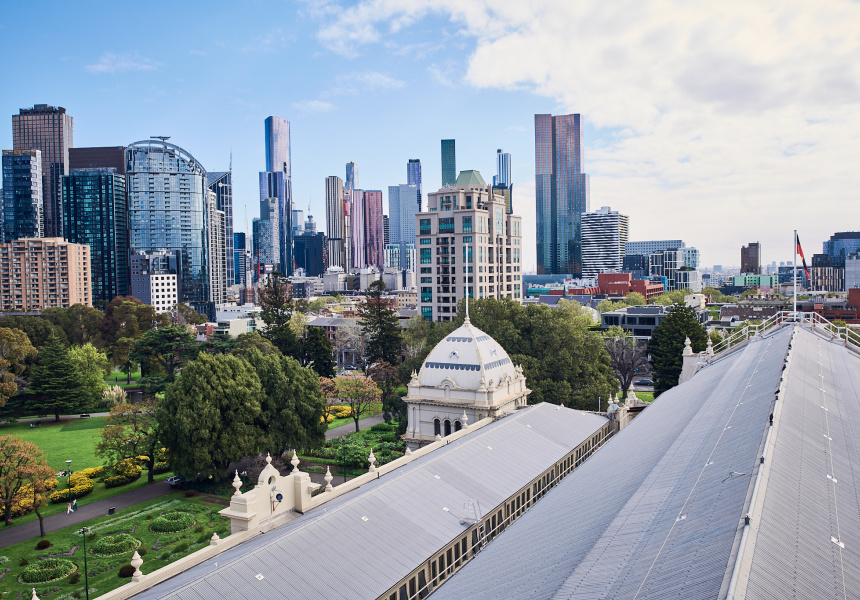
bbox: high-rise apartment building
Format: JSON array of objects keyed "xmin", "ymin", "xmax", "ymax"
[
  {"xmin": 261, "ymin": 116, "xmax": 292, "ymax": 276},
  {"xmin": 649, "ymin": 247, "xmax": 703, "ymax": 292},
  {"xmin": 349, "ymin": 189, "xmax": 365, "ymax": 269},
  {"xmin": 252, "ymin": 218, "xmax": 275, "ymax": 275},
  {"xmin": 2, "ymin": 149, "xmax": 42, "ymax": 243},
  {"xmin": 364, "ymin": 190, "xmax": 384, "ymax": 268},
  {"xmin": 535, "ymin": 113, "xmax": 590, "ymax": 275},
  {"xmin": 130, "ymin": 250, "xmax": 178, "ymax": 313},
  {"xmin": 0, "ymin": 238, "xmax": 91, "ymax": 310},
  {"xmin": 417, "ymin": 170, "xmax": 522, "ymax": 321},
  {"xmin": 234, "ymin": 232, "xmax": 247, "ymax": 286},
  {"xmin": 441, "ymin": 140, "xmax": 456, "ymax": 187},
  {"xmin": 264, "ymin": 117, "xmax": 290, "ymax": 174},
  {"xmin": 292, "ymin": 207, "xmax": 304, "ymax": 237},
  {"xmin": 383, "ymin": 215, "xmax": 390, "ymax": 248},
  {"xmin": 345, "ymin": 162, "xmax": 358, "ymax": 191},
  {"xmin": 207, "ymin": 191, "xmax": 227, "ymax": 307},
  {"xmin": 294, "ymin": 231, "xmax": 327, "ymax": 277},
  {"xmin": 69, "ymin": 147, "xmax": 125, "ymax": 173},
  {"xmin": 126, "ymin": 139, "xmax": 211, "ymax": 311},
  {"xmin": 740, "ymin": 242, "xmax": 761, "ymax": 274},
  {"xmin": 388, "ymin": 184, "xmax": 418, "ymax": 271},
  {"xmin": 625, "ymin": 240, "xmax": 685, "ymax": 256},
  {"xmin": 62, "ymin": 168, "xmax": 129, "ymax": 304},
  {"xmin": 325, "ymin": 176, "xmax": 345, "ymax": 269},
  {"xmin": 258, "ymin": 197, "xmax": 281, "ymax": 269},
  {"xmin": 384, "ymin": 243, "xmax": 416, "ymax": 272},
  {"xmin": 407, "ymin": 159, "xmax": 422, "ymax": 211},
  {"xmin": 494, "ymin": 149, "xmax": 511, "ymax": 186},
  {"xmin": 208, "ymin": 171, "xmax": 234, "ymax": 289},
  {"xmin": 12, "ymin": 104, "xmax": 74, "ymax": 238},
  {"xmin": 581, "ymin": 206, "xmax": 629, "ymax": 278}
]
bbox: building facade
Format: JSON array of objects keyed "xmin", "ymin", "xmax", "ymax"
[
  {"xmin": 649, "ymin": 247, "xmax": 703, "ymax": 291},
  {"xmin": 384, "ymin": 243, "xmax": 416, "ymax": 272},
  {"xmin": 535, "ymin": 113, "xmax": 590, "ymax": 275},
  {"xmin": 258, "ymin": 170, "xmax": 291, "ymax": 276},
  {"xmin": 741, "ymin": 241, "xmax": 761, "ymax": 274},
  {"xmin": 12, "ymin": 104, "xmax": 73, "ymax": 238},
  {"xmin": 493, "ymin": 148, "xmax": 513, "ymax": 214},
  {"xmin": 233, "ymin": 232, "xmax": 247, "ymax": 286},
  {"xmin": 625, "ymin": 240, "xmax": 685, "ymax": 256},
  {"xmin": 407, "ymin": 158, "xmax": 422, "ymax": 211},
  {"xmin": 325, "ymin": 175, "xmax": 345, "ymax": 269},
  {"xmin": 349, "ymin": 189, "xmax": 365, "ymax": 269},
  {"xmin": 264, "ymin": 116, "xmax": 290, "ymax": 174},
  {"xmin": 207, "ymin": 171, "xmax": 234, "ymax": 290},
  {"xmin": 0, "ymin": 238, "xmax": 91, "ymax": 310},
  {"xmin": 363, "ymin": 190, "xmax": 384, "ymax": 268},
  {"xmin": 581, "ymin": 206, "xmax": 629, "ymax": 278},
  {"xmin": 1, "ymin": 149, "xmax": 42, "ymax": 243},
  {"xmin": 441, "ymin": 139, "xmax": 456, "ymax": 187},
  {"xmin": 388, "ymin": 183, "xmax": 418, "ymax": 271},
  {"xmin": 62, "ymin": 168, "xmax": 129, "ymax": 304},
  {"xmin": 130, "ymin": 250, "xmax": 178, "ymax": 313},
  {"xmin": 69, "ymin": 146, "xmax": 125, "ymax": 173},
  {"xmin": 294, "ymin": 232, "xmax": 327, "ymax": 277},
  {"xmin": 417, "ymin": 170, "xmax": 523, "ymax": 321},
  {"xmin": 207, "ymin": 191, "xmax": 227, "ymax": 307}
]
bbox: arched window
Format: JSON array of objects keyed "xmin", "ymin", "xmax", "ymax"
[
  {"xmin": 444, "ymin": 420, "xmax": 452, "ymax": 436},
  {"xmin": 454, "ymin": 421, "xmax": 462, "ymax": 432},
  {"xmin": 434, "ymin": 419, "xmax": 441, "ymax": 436}
]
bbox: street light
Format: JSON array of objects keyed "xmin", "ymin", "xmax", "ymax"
[
  {"xmin": 77, "ymin": 527, "xmax": 91, "ymax": 600},
  {"xmin": 66, "ymin": 460, "xmax": 72, "ymax": 488}
]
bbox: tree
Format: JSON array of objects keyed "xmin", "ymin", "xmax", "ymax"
[
  {"xmin": 319, "ymin": 376, "xmax": 338, "ymax": 426},
  {"xmin": 597, "ymin": 299, "xmax": 627, "ymax": 313},
  {"xmin": 308, "ymin": 298, "xmax": 327, "ymax": 313},
  {"xmin": 200, "ymin": 332, "xmax": 238, "ymax": 355},
  {"xmin": 29, "ymin": 332, "xmax": 87, "ymax": 421},
  {"xmin": 157, "ymin": 354, "xmax": 262, "ymax": 480},
  {"xmin": 43, "ymin": 304, "xmax": 105, "ymax": 348},
  {"xmin": 367, "ymin": 361, "xmax": 404, "ymax": 428},
  {"xmin": 0, "ymin": 316, "xmax": 67, "ymax": 349},
  {"xmin": 0, "ymin": 328, "xmax": 36, "ymax": 407},
  {"xmin": 648, "ymin": 304, "xmax": 709, "ymax": 396},
  {"xmin": 602, "ymin": 326, "xmax": 650, "ymax": 400},
  {"xmin": 360, "ymin": 280, "xmax": 402, "ymax": 367},
  {"xmin": 68, "ymin": 343, "xmax": 110, "ymax": 408},
  {"xmin": 110, "ymin": 337, "xmax": 137, "ymax": 384},
  {"xmin": 233, "ymin": 331, "xmax": 280, "ymax": 356},
  {"xmin": 336, "ymin": 322, "xmax": 367, "ymax": 370},
  {"xmin": 623, "ymin": 292, "xmax": 646, "ymax": 306},
  {"xmin": 131, "ymin": 326, "xmax": 198, "ymax": 394},
  {"xmin": 0, "ymin": 435, "xmax": 55, "ymax": 527},
  {"xmin": 169, "ymin": 302, "xmax": 208, "ymax": 326},
  {"xmin": 303, "ymin": 327, "xmax": 335, "ymax": 378},
  {"xmin": 290, "ymin": 311, "xmax": 310, "ymax": 339},
  {"xmin": 99, "ymin": 296, "xmax": 168, "ymax": 347},
  {"xmin": 258, "ymin": 272, "xmax": 301, "ymax": 358},
  {"xmin": 241, "ymin": 349, "xmax": 327, "ymax": 453},
  {"xmin": 335, "ymin": 375, "xmax": 381, "ymax": 432},
  {"xmin": 402, "ymin": 315, "xmax": 432, "ymax": 359},
  {"xmin": 96, "ymin": 399, "xmax": 161, "ymax": 483}
]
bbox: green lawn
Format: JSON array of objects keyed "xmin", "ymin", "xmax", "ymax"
[
  {"xmin": 0, "ymin": 495, "xmax": 230, "ymax": 600},
  {"xmin": 635, "ymin": 391, "xmax": 655, "ymax": 403},
  {"xmin": 104, "ymin": 370, "xmax": 142, "ymax": 389},
  {"xmin": 326, "ymin": 401, "xmax": 384, "ymax": 430},
  {"xmin": 1, "ymin": 417, "xmax": 104, "ymax": 472}
]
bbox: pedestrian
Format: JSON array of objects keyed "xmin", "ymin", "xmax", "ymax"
[
  {"xmin": 72, "ymin": 498, "xmax": 77, "ymax": 511},
  {"xmin": 66, "ymin": 502, "xmax": 72, "ymax": 515}
]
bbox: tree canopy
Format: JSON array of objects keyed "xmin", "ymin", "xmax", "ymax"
[
  {"xmin": 258, "ymin": 273, "xmax": 301, "ymax": 358},
  {"xmin": 131, "ymin": 326, "xmax": 198, "ymax": 394},
  {"xmin": 359, "ymin": 280, "xmax": 402, "ymax": 367},
  {"xmin": 43, "ymin": 304, "xmax": 105, "ymax": 348},
  {"xmin": 334, "ymin": 375, "xmax": 382, "ymax": 432},
  {"xmin": 0, "ymin": 435, "xmax": 55, "ymax": 526},
  {"xmin": 648, "ymin": 303, "xmax": 709, "ymax": 396},
  {"xmin": 99, "ymin": 297, "xmax": 167, "ymax": 347},
  {"xmin": 302, "ymin": 326, "xmax": 335, "ymax": 378},
  {"xmin": 29, "ymin": 332, "xmax": 87, "ymax": 421},
  {"xmin": 0, "ymin": 328, "xmax": 36, "ymax": 407},
  {"xmin": 68, "ymin": 343, "xmax": 110, "ymax": 408},
  {"xmin": 97, "ymin": 399, "xmax": 161, "ymax": 482},
  {"xmin": 602, "ymin": 326, "xmax": 649, "ymax": 399}
]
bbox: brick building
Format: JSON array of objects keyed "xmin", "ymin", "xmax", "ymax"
[{"xmin": 0, "ymin": 238, "xmax": 91, "ymax": 310}]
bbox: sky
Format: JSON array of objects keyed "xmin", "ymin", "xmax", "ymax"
[{"xmin": 2, "ymin": 0, "xmax": 859, "ymax": 271}]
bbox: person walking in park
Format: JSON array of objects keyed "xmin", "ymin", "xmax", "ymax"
[
  {"xmin": 72, "ymin": 499, "xmax": 77, "ymax": 511},
  {"xmin": 66, "ymin": 502, "xmax": 72, "ymax": 515}
]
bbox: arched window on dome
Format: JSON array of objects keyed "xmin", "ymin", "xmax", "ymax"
[
  {"xmin": 455, "ymin": 421, "xmax": 462, "ymax": 432},
  {"xmin": 434, "ymin": 419, "xmax": 441, "ymax": 436},
  {"xmin": 444, "ymin": 420, "xmax": 452, "ymax": 436}
]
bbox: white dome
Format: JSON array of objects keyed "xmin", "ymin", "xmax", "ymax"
[{"xmin": 418, "ymin": 317, "xmax": 518, "ymax": 391}]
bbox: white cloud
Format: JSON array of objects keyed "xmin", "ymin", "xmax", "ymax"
[
  {"xmin": 427, "ymin": 64, "xmax": 455, "ymax": 87},
  {"xmin": 314, "ymin": 0, "xmax": 860, "ymax": 267},
  {"xmin": 333, "ymin": 71, "xmax": 405, "ymax": 94},
  {"xmin": 188, "ymin": 49, "xmax": 207, "ymax": 57},
  {"xmin": 85, "ymin": 52, "xmax": 159, "ymax": 74},
  {"xmin": 293, "ymin": 99, "xmax": 336, "ymax": 112}
]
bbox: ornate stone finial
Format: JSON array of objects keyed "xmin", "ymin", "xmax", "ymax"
[
  {"xmin": 291, "ymin": 450, "xmax": 300, "ymax": 473},
  {"xmin": 683, "ymin": 337, "xmax": 693, "ymax": 356},
  {"xmin": 706, "ymin": 337, "xmax": 714, "ymax": 356},
  {"xmin": 232, "ymin": 470, "xmax": 242, "ymax": 496},
  {"xmin": 409, "ymin": 370, "xmax": 419, "ymax": 385},
  {"xmin": 130, "ymin": 550, "xmax": 144, "ymax": 581},
  {"xmin": 210, "ymin": 532, "xmax": 220, "ymax": 546},
  {"xmin": 405, "ymin": 446, "xmax": 412, "ymax": 455},
  {"xmin": 324, "ymin": 466, "xmax": 333, "ymax": 491},
  {"xmin": 462, "ymin": 411, "xmax": 469, "ymax": 429},
  {"xmin": 266, "ymin": 452, "xmax": 272, "ymax": 465},
  {"xmin": 478, "ymin": 376, "xmax": 487, "ymax": 392},
  {"xmin": 368, "ymin": 448, "xmax": 377, "ymax": 472},
  {"xmin": 31, "ymin": 589, "xmax": 39, "ymax": 600},
  {"xmin": 435, "ymin": 433, "xmax": 442, "ymax": 441}
]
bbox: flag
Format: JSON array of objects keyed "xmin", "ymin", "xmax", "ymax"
[{"xmin": 796, "ymin": 234, "xmax": 811, "ymax": 279}]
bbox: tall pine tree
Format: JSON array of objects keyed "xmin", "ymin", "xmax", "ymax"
[
  {"xmin": 258, "ymin": 272, "xmax": 301, "ymax": 358},
  {"xmin": 360, "ymin": 280, "xmax": 402, "ymax": 367},
  {"xmin": 648, "ymin": 304, "xmax": 709, "ymax": 397},
  {"xmin": 29, "ymin": 332, "xmax": 86, "ymax": 421}
]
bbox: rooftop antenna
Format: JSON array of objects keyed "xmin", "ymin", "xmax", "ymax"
[
  {"xmin": 150, "ymin": 135, "xmax": 170, "ymax": 148},
  {"xmin": 229, "ymin": 150, "xmax": 232, "ymax": 174}
]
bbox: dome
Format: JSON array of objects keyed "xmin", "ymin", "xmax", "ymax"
[{"xmin": 418, "ymin": 317, "xmax": 518, "ymax": 391}]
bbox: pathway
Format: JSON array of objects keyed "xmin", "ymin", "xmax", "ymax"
[{"xmin": 326, "ymin": 415, "xmax": 385, "ymax": 439}]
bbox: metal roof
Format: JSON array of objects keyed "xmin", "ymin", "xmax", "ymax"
[
  {"xmin": 133, "ymin": 403, "xmax": 607, "ymax": 600},
  {"xmin": 433, "ymin": 326, "xmax": 798, "ymax": 600}
]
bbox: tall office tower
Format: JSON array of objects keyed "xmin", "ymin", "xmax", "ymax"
[
  {"xmin": 293, "ymin": 231, "xmax": 327, "ymax": 277},
  {"xmin": 69, "ymin": 147, "xmax": 125, "ymax": 173},
  {"xmin": 62, "ymin": 168, "xmax": 129, "ymax": 304},
  {"xmin": 126, "ymin": 140, "xmax": 210, "ymax": 310},
  {"xmin": 416, "ymin": 170, "xmax": 522, "ymax": 322},
  {"xmin": 261, "ymin": 116, "xmax": 292, "ymax": 276},
  {"xmin": 1, "ymin": 149, "xmax": 42, "ymax": 243},
  {"xmin": 292, "ymin": 207, "xmax": 304, "ymax": 236},
  {"xmin": 494, "ymin": 148, "xmax": 511, "ymax": 187},
  {"xmin": 207, "ymin": 191, "xmax": 227, "ymax": 307},
  {"xmin": 303, "ymin": 214, "xmax": 318, "ymax": 235},
  {"xmin": 345, "ymin": 162, "xmax": 358, "ymax": 192},
  {"xmin": 325, "ymin": 176, "xmax": 345, "ymax": 269},
  {"xmin": 740, "ymin": 242, "xmax": 761, "ymax": 274},
  {"xmin": 441, "ymin": 140, "xmax": 456, "ymax": 187},
  {"xmin": 383, "ymin": 215, "xmax": 390, "ymax": 247},
  {"xmin": 12, "ymin": 105, "xmax": 73, "ymax": 238},
  {"xmin": 130, "ymin": 250, "xmax": 178, "ymax": 313},
  {"xmin": 388, "ymin": 184, "xmax": 418, "ymax": 270},
  {"xmin": 349, "ymin": 189, "xmax": 366, "ymax": 269},
  {"xmin": 534, "ymin": 113, "xmax": 590, "ymax": 275},
  {"xmin": 233, "ymin": 232, "xmax": 247, "ymax": 285},
  {"xmin": 259, "ymin": 198, "xmax": 281, "ymax": 269},
  {"xmin": 363, "ymin": 190, "xmax": 384, "ymax": 268},
  {"xmin": 407, "ymin": 159, "xmax": 422, "ymax": 211},
  {"xmin": 252, "ymin": 218, "xmax": 275, "ymax": 277},
  {"xmin": 0, "ymin": 238, "xmax": 91, "ymax": 310},
  {"xmin": 580, "ymin": 206, "xmax": 629, "ymax": 278},
  {"xmin": 207, "ymin": 172, "xmax": 234, "ymax": 290}
]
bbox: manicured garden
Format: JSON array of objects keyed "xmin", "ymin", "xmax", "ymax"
[
  {"xmin": 324, "ymin": 401, "xmax": 384, "ymax": 430},
  {"xmin": 302, "ymin": 421, "xmax": 404, "ymax": 477},
  {"xmin": 1, "ymin": 418, "xmax": 104, "ymax": 473},
  {"xmin": 0, "ymin": 495, "xmax": 230, "ymax": 599}
]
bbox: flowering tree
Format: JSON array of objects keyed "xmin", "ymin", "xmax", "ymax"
[
  {"xmin": 319, "ymin": 376, "xmax": 338, "ymax": 426},
  {"xmin": 0, "ymin": 435, "xmax": 55, "ymax": 528},
  {"xmin": 334, "ymin": 375, "xmax": 381, "ymax": 432}
]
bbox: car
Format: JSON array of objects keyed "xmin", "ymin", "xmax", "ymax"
[
  {"xmin": 344, "ymin": 365, "xmax": 358, "ymax": 371},
  {"xmin": 634, "ymin": 379, "xmax": 653, "ymax": 386},
  {"xmin": 166, "ymin": 476, "xmax": 185, "ymax": 488}
]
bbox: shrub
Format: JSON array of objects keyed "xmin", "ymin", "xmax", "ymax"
[
  {"xmin": 75, "ymin": 466, "xmax": 106, "ymax": 480},
  {"xmin": 19, "ymin": 557, "xmax": 29, "ymax": 566},
  {"xmin": 118, "ymin": 565, "xmax": 136, "ymax": 578},
  {"xmin": 183, "ymin": 490, "xmax": 196, "ymax": 498},
  {"xmin": 104, "ymin": 473, "xmax": 141, "ymax": 488},
  {"xmin": 91, "ymin": 533, "xmax": 140, "ymax": 557},
  {"xmin": 11, "ymin": 478, "xmax": 59, "ymax": 516},
  {"xmin": 173, "ymin": 541, "xmax": 189, "ymax": 553},
  {"xmin": 112, "ymin": 458, "xmax": 143, "ymax": 479},
  {"xmin": 157, "ymin": 447, "xmax": 170, "ymax": 462},
  {"xmin": 137, "ymin": 547, "xmax": 147, "ymax": 556},
  {"xmin": 69, "ymin": 573, "xmax": 80, "ymax": 584},
  {"xmin": 0, "ymin": 556, "xmax": 8, "ymax": 565},
  {"xmin": 36, "ymin": 539, "xmax": 52, "ymax": 550},
  {"xmin": 49, "ymin": 475, "xmax": 94, "ymax": 504},
  {"xmin": 19, "ymin": 558, "xmax": 76, "ymax": 583},
  {"xmin": 88, "ymin": 532, "xmax": 98, "ymax": 542},
  {"xmin": 195, "ymin": 533, "xmax": 209, "ymax": 544},
  {"xmin": 152, "ymin": 462, "xmax": 170, "ymax": 474},
  {"xmin": 150, "ymin": 512, "xmax": 195, "ymax": 533},
  {"xmin": 194, "ymin": 525, "xmax": 203, "ymax": 533}
]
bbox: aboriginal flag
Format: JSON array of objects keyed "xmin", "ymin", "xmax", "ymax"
[{"xmin": 796, "ymin": 234, "xmax": 811, "ymax": 279}]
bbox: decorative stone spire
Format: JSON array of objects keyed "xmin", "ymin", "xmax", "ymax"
[
  {"xmin": 232, "ymin": 470, "xmax": 242, "ymax": 496},
  {"xmin": 324, "ymin": 466, "xmax": 333, "ymax": 491},
  {"xmin": 210, "ymin": 532, "xmax": 220, "ymax": 546},
  {"xmin": 707, "ymin": 337, "xmax": 714, "ymax": 357},
  {"xmin": 266, "ymin": 452, "xmax": 272, "ymax": 465},
  {"xmin": 368, "ymin": 448, "xmax": 377, "ymax": 472},
  {"xmin": 478, "ymin": 376, "xmax": 487, "ymax": 392},
  {"xmin": 435, "ymin": 433, "xmax": 442, "ymax": 441},
  {"xmin": 130, "ymin": 550, "xmax": 144, "ymax": 582},
  {"xmin": 405, "ymin": 446, "xmax": 412, "ymax": 455},
  {"xmin": 683, "ymin": 336, "xmax": 693, "ymax": 356},
  {"xmin": 31, "ymin": 589, "xmax": 39, "ymax": 600},
  {"xmin": 409, "ymin": 370, "xmax": 419, "ymax": 386},
  {"xmin": 462, "ymin": 411, "xmax": 469, "ymax": 429},
  {"xmin": 291, "ymin": 451, "xmax": 300, "ymax": 473}
]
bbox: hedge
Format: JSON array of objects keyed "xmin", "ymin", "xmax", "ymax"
[
  {"xmin": 150, "ymin": 512, "xmax": 195, "ymax": 533},
  {"xmin": 91, "ymin": 533, "xmax": 141, "ymax": 557},
  {"xmin": 50, "ymin": 475, "xmax": 94, "ymax": 503},
  {"xmin": 104, "ymin": 472, "xmax": 141, "ymax": 488},
  {"xmin": 18, "ymin": 558, "xmax": 76, "ymax": 584},
  {"xmin": 152, "ymin": 462, "xmax": 170, "ymax": 474}
]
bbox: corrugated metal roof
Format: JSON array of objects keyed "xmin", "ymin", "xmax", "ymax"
[
  {"xmin": 433, "ymin": 327, "xmax": 795, "ymax": 600},
  {"xmin": 133, "ymin": 403, "xmax": 607, "ymax": 600}
]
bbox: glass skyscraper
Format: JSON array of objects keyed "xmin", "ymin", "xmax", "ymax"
[
  {"xmin": 62, "ymin": 168, "xmax": 129, "ymax": 304},
  {"xmin": 264, "ymin": 117, "xmax": 290, "ymax": 175},
  {"xmin": 1, "ymin": 149, "xmax": 42, "ymax": 243},
  {"xmin": 261, "ymin": 116, "xmax": 292, "ymax": 276},
  {"xmin": 126, "ymin": 139, "xmax": 210, "ymax": 309},
  {"xmin": 325, "ymin": 175, "xmax": 345, "ymax": 269},
  {"xmin": 534, "ymin": 113, "xmax": 590, "ymax": 275},
  {"xmin": 441, "ymin": 139, "xmax": 456, "ymax": 187},
  {"xmin": 494, "ymin": 149, "xmax": 511, "ymax": 186},
  {"xmin": 407, "ymin": 159, "xmax": 422, "ymax": 211},
  {"xmin": 363, "ymin": 190, "xmax": 384, "ymax": 268},
  {"xmin": 207, "ymin": 171, "xmax": 234, "ymax": 291},
  {"xmin": 388, "ymin": 184, "xmax": 418, "ymax": 270},
  {"xmin": 234, "ymin": 231, "xmax": 247, "ymax": 285}
]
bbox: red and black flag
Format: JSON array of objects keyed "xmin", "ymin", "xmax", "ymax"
[{"xmin": 796, "ymin": 234, "xmax": 811, "ymax": 279}]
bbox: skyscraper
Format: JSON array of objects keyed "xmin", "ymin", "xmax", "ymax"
[
  {"xmin": 345, "ymin": 162, "xmax": 358, "ymax": 192},
  {"xmin": 581, "ymin": 206, "xmax": 629, "ymax": 278},
  {"xmin": 383, "ymin": 215, "xmax": 390, "ymax": 248},
  {"xmin": 350, "ymin": 189, "xmax": 365, "ymax": 269},
  {"xmin": 407, "ymin": 159, "xmax": 422, "ymax": 211},
  {"xmin": 494, "ymin": 149, "xmax": 511, "ymax": 186},
  {"xmin": 294, "ymin": 231, "xmax": 327, "ymax": 277},
  {"xmin": 2, "ymin": 149, "xmax": 42, "ymax": 243},
  {"xmin": 69, "ymin": 147, "xmax": 125, "ymax": 173},
  {"xmin": 207, "ymin": 191, "xmax": 227, "ymax": 308},
  {"xmin": 234, "ymin": 232, "xmax": 247, "ymax": 286},
  {"xmin": 364, "ymin": 190, "xmax": 384, "ymax": 268},
  {"xmin": 264, "ymin": 116, "xmax": 290, "ymax": 175},
  {"xmin": 260, "ymin": 116, "xmax": 292, "ymax": 276},
  {"xmin": 12, "ymin": 104, "xmax": 73, "ymax": 238},
  {"xmin": 62, "ymin": 168, "xmax": 129, "ymax": 304},
  {"xmin": 441, "ymin": 140, "xmax": 456, "ymax": 187},
  {"xmin": 325, "ymin": 176, "xmax": 345, "ymax": 269},
  {"xmin": 741, "ymin": 242, "xmax": 762, "ymax": 274},
  {"xmin": 208, "ymin": 171, "xmax": 234, "ymax": 290},
  {"xmin": 258, "ymin": 197, "xmax": 281, "ymax": 269},
  {"xmin": 388, "ymin": 184, "xmax": 418, "ymax": 270},
  {"xmin": 252, "ymin": 218, "xmax": 275, "ymax": 276},
  {"xmin": 535, "ymin": 113, "xmax": 590, "ymax": 275}
]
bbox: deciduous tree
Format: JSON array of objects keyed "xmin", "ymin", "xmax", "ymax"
[
  {"xmin": 169, "ymin": 302, "xmax": 207, "ymax": 326},
  {"xmin": 648, "ymin": 304, "xmax": 709, "ymax": 396},
  {"xmin": 0, "ymin": 316, "xmax": 66, "ymax": 349},
  {"xmin": 131, "ymin": 326, "xmax": 198, "ymax": 394},
  {"xmin": 96, "ymin": 399, "xmax": 161, "ymax": 483},
  {"xmin": 68, "ymin": 343, "xmax": 110, "ymax": 408},
  {"xmin": 360, "ymin": 280, "xmax": 402, "ymax": 367},
  {"xmin": 29, "ymin": 332, "xmax": 86, "ymax": 421},
  {"xmin": 602, "ymin": 326, "xmax": 650, "ymax": 400},
  {"xmin": 99, "ymin": 297, "xmax": 167, "ymax": 347},
  {"xmin": 367, "ymin": 361, "xmax": 403, "ymax": 426},
  {"xmin": 0, "ymin": 328, "xmax": 36, "ymax": 407},
  {"xmin": 43, "ymin": 304, "xmax": 105, "ymax": 348},
  {"xmin": 258, "ymin": 272, "xmax": 300, "ymax": 358},
  {"xmin": 334, "ymin": 375, "xmax": 381, "ymax": 432},
  {"xmin": 0, "ymin": 435, "xmax": 55, "ymax": 527},
  {"xmin": 233, "ymin": 331, "xmax": 280, "ymax": 356}
]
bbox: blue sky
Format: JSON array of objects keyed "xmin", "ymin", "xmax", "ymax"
[{"xmin": 2, "ymin": 0, "xmax": 859, "ymax": 270}]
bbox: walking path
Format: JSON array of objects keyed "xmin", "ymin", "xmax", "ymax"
[{"xmin": 326, "ymin": 414, "xmax": 385, "ymax": 439}]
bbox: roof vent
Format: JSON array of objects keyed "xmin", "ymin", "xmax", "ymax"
[{"xmin": 255, "ymin": 574, "xmax": 265, "ymax": 581}]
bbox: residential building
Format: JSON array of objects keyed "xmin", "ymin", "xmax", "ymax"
[
  {"xmin": 325, "ymin": 175, "xmax": 345, "ymax": 269},
  {"xmin": 207, "ymin": 191, "xmax": 227, "ymax": 307},
  {"xmin": 383, "ymin": 215, "xmax": 390, "ymax": 247},
  {"xmin": 130, "ymin": 250, "xmax": 178, "ymax": 313},
  {"xmin": 12, "ymin": 104, "xmax": 73, "ymax": 238},
  {"xmin": 384, "ymin": 243, "xmax": 415, "ymax": 272},
  {"xmin": 625, "ymin": 239, "xmax": 685, "ymax": 256},
  {"xmin": 69, "ymin": 146, "xmax": 125, "ymax": 173},
  {"xmin": 0, "ymin": 238, "xmax": 91, "ymax": 310},
  {"xmin": 345, "ymin": 161, "xmax": 358, "ymax": 192},
  {"xmin": 493, "ymin": 148, "xmax": 513, "ymax": 214},
  {"xmin": 207, "ymin": 171, "xmax": 234, "ymax": 290},
  {"xmin": 363, "ymin": 190, "xmax": 384, "ymax": 268},
  {"xmin": 823, "ymin": 231, "xmax": 860, "ymax": 258},
  {"xmin": 126, "ymin": 139, "xmax": 211, "ymax": 311},
  {"xmin": 407, "ymin": 158, "xmax": 422, "ymax": 210},
  {"xmin": 62, "ymin": 168, "xmax": 129, "ymax": 304},
  {"xmin": 441, "ymin": 139, "xmax": 456, "ymax": 186},
  {"xmin": 1, "ymin": 149, "xmax": 42, "ymax": 242},
  {"xmin": 580, "ymin": 206, "xmax": 629, "ymax": 278},
  {"xmin": 388, "ymin": 184, "xmax": 418, "ymax": 270},
  {"xmin": 417, "ymin": 170, "xmax": 522, "ymax": 321},
  {"xmin": 302, "ymin": 214, "xmax": 317, "ymax": 234},
  {"xmin": 649, "ymin": 247, "xmax": 703, "ymax": 291},
  {"xmin": 810, "ymin": 253, "xmax": 845, "ymax": 292},
  {"xmin": 258, "ymin": 197, "xmax": 281, "ymax": 269},
  {"xmin": 535, "ymin": 113, "xmax": 590, "ymax": 275},
  {"xmin": 847, "ymin": 253, "xmax": 860, "ymax": 291},
  {"xmin": 233, "ymin": 232, "xmax": 247, "ymax": 286},
  {"xmin": 600, "ymin": 303, "xmax": 707, "ymax": 338},
  {"xmin": 741, "ymin": 241, "xmax": 761, "ymax": 274},
  {"xmin": 264, "ymin": 116, "xmax": 290, "ymax": 174},
  {"xmin": 493, "ymin": 183, "xmax": 513, "ymax": 215},
  {"xmin": 349, "ymin": 188, "xmax": 365, "ymax": 269},
  {"xmin": 622, "ymin": 254, "xmax": 649, "ymax": 279},
  {"xmin": 731, "ymin": 274, "xmax": 779, "ymax": 289},
  {"xmin": 294, "ymin": 231, "xmax": 327, "ymax": 277},
  {"xmin": 292, "ymin": 207, "xmax": 304, "ymax": 237},
  {"xmin": 259, "ymin": 170, "xmax": 291, "ymax": 276}
]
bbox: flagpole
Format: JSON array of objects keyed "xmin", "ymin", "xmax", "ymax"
[{"xmin": 793, "ymin": 229, "xmax": 797, "ymax": 315}]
